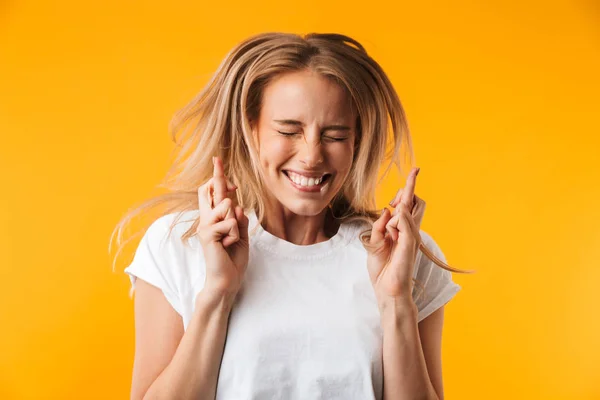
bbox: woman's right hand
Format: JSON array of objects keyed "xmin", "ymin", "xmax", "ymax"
[{"xmin": 196, "ymin": 156, "xmax": 250, "ymax": 301}]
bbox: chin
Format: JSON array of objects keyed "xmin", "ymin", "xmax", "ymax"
[{"xmin": 277, "ymin": 199, "xmax": 328, "ymax": 216}]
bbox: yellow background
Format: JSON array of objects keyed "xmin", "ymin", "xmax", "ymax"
[{"xmin": 1, "ymin": 0, "xmax": 598, "ymax": 398}]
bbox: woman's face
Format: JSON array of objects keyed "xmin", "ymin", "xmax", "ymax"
[{"xmin": 252, "ymin": 69, "xmax": 357, "ymax": 217}]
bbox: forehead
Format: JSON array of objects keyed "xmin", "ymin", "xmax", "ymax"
[{"xmin": 260, "ymin": 70, "xmax": 354, "ymax": 122}]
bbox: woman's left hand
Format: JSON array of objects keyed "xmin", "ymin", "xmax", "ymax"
[{"xmin": 363, "ymin": 167, "xmax": 424, "ymax": 311}]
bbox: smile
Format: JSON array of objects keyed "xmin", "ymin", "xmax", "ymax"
[{"xmin": 282, "ymin": 171, "xmax": 332, "ymax": 193}]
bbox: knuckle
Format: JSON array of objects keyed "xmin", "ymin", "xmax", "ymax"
[{"xmin": 199, "ymin": 180, "xmax": 212, "ymax": 196}]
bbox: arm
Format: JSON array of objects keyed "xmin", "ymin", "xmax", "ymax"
[
  {"xmin": 380, "ymin": 298, "xmax": 445, "ymax": 400},
  {"xmin": 130, "ymin": 279, "xmax": 234, "ymax": 400}
]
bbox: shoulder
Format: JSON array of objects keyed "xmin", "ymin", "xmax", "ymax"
[
  {"xmin": 125, "ymin": 210, "xmax": 201, "ymax": 291},
  {"xmin": 150, "ymin": 208, "xmax": 203, "ymax": 268},
  {"xmin": 137, "ymin": 210, "xmax": 201, "ymax": 256},
  {"xmin": 413, "ymin": 229, "xmax": 461, "ymax": 321},
  {"xmin": 147, "ymin": 210, "xmax": 198, "ymax": 239},
  {"xmin": 413, "ymin": 229, "xmax": 450, "ymax": 288},
  {"xmin": 343, "ymin": 219, "xmax": 372, "ymax": 252},
  {"xmin": 416, "ymin": 229, "xmax": 446, "ymax": 269}
]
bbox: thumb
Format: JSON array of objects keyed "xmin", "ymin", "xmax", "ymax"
[
  {"xmin": 367, "ymin": 208, "xmax": 391, "ymax": 251},
  {"xmin": 235, "ymin": 205, "xmax": 249, "ymax": 243},
  {"xmin": 222, "ymin": 218, "xmax": 240, "ymax": 248}
]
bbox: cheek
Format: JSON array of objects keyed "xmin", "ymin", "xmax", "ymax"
[
  {"xmin": 259, "ymin": 138, "xmax": 294, "ymax": 169},
  {"xmin": 326, "ymin": 143, "xmax": 354, "ymax": 170}
]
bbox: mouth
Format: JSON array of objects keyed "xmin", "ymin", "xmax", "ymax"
[{"xmin": 282, "ymin": 171, "xmax": 332, "ymax": 193}]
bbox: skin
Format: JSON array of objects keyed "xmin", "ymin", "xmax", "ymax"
[
  {"xmin": 129, "ymin": 68, "xmax": 446, "ymax": 400},
  {"xmin": 246, "ymin": 69, "xmax": 445, "ymax": 397},
  {"xmin": 369, "ymin": 169, "xmax": 446, "ymax": 399},
  {"xmin": 250, "ymin": 68, "xmax": 357, "ymax": 244}
]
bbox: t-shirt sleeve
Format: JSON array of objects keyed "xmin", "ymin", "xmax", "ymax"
[
  {"xmin": 123, "ymin": 214, "xmax": 183, "ymax": 316},
  {"xmin": 412, "ymin": 230, "xmax": 461, "ymax": 323}
]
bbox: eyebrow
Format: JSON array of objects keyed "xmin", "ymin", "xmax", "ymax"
[{"xmin": 273, "ymin": 119, "xmax": 351, "ymax": 131}]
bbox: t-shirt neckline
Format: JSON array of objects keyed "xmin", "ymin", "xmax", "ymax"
[{"xmin": 247, "ymin": 210, "xmax": 353, "ymax": 260}]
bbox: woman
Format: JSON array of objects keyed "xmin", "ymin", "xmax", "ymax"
[{"xmin": 111, "ymin": 32, "xmax": 470, "ymax": 400}]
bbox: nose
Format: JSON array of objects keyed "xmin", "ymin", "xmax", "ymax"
[{"xmin": 299, "ymin": 133, "xmax": 324, "ymax": 168}]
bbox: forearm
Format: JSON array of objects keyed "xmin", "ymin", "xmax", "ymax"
[
  {"xmin": 143, "ymin": 291, "xmax": 234, "ymax": 400},
  {"xmin": 380, "ymin": 298, "xmax": 439, "ymax": 400}
]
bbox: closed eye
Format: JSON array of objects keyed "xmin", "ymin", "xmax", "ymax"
[{"xmin": 277, "ymin": 131, "xmax": 348, "ymax": 142}]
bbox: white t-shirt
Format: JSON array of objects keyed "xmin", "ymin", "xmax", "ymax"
[{"xmin": 124, "ymin": 209, "xmax": 461, "ymax": 400}]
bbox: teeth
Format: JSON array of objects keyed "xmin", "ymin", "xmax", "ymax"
[{"xmin": 286, "ymin": 171, "xmax": 326, "ymax": 187}]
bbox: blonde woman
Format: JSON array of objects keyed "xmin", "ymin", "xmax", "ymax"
[{"xmin": 111, "ymin": 32, "xmax": 471, "ymax": 400}]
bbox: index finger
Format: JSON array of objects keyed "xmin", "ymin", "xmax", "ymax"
[
  {"xmin": 212, "ymin": 156, "xmax": 227, "ymax": 207},
  {"xmin": 198, "ymin": 178, "xmax": 214, "ymax": 220},
  {"xmin": 399, "ymin": 167, "xmax": 420, "ymax": 209}
]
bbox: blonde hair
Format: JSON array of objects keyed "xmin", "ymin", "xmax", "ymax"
[{"xmin": 109, "ymin": 32, "xmax": 473, "ymax": 301}]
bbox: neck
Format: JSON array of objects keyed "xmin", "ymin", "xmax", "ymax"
[{"xmin": 259, "ymin": 206, "xmax": 340, "ymax": 246}]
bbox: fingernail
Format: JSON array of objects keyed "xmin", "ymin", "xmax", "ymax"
[
  {"xmin": 380, "ymin": 208, "xmax": 386, "ymax": 216},
  {"xmin": 416, "ymin": 167, "xmax": 420, "ymax": 176}
]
